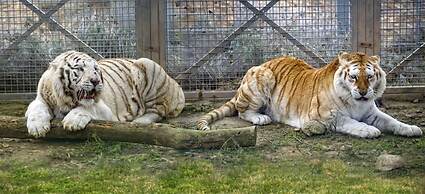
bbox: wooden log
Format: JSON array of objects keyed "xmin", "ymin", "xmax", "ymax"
[{"xmin": 0, "ymin": 116, "xmax": 256, "ymax": 149}]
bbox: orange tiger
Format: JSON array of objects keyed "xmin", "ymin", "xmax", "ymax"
[{"xmin": 196, "ymin": 52, "xmax": 423, "ymax": 138}]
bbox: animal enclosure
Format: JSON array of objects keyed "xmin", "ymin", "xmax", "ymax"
[{"xmin": 0, "ymin": 0, "xmax": 424, "ymax": 100}]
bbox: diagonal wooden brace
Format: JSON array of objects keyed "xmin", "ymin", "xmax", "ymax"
[
  {"xmin": 175, "ymin": 0, "xmax": 279, "ymax": 80},
  {"xmin": 0, "ymin": 0, "xmax": 69, "ymax": 56},
  {"xmin": 1, "ymin": 0, "xmax": 103, "ymax": 59},
  {"xmin": 387, "ymin": 42, "xmax": 425, "ymax": 75},
  {"xmin": 240, "ymin": 0, "xmax": 326, "ymax": 66}
]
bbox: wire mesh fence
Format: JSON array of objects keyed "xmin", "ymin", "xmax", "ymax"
[
  {"xmin": 0, "ymin": 0, "xmax": 136, "ymax": 93},
  {"xmin": 381, "ymin": 0, "xmax": 425, "ymax": 86},
  {"xmin": 0, "ymin": 0, "xmax": 424, "ymax": 97},
  {"xmin": 166, "ymin": 0, "xmax": 351, "ymax": 90}
]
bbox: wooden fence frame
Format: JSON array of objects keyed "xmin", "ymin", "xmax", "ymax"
[{"xmin": 135, "ymin": 0, "xmax": 424, "ymax": 101}]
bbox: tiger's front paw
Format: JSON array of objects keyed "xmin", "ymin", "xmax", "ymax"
[
  {"xmin": 394, "ymin": 124, "xmax": 423, "ymax": 137},
  {"xmin": 27, "ymin": 118, "xmax": 50, "ymax": 138},
  {"xmin": 354, "ymin": 126, "xmax": 381, "ymax": 138},
  {"xmin": 62, "ymin": 112, "xmax": 91, "ymax": 131}
]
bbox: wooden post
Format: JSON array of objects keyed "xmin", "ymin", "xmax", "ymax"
[
  {"xmin": 351, "ymin": 0, "xmax": 381, "ymax": 55},
  {"xmin": 135, "ymin": 0, "xmax": 167, "ymax": 67}
]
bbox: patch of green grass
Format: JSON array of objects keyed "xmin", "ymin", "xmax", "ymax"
[
  {"xmin": 0, "ymin": 101, "xmax": 28, "ymax": 117},
  {"xmin": 1, "ymin": 155, "xmax": 423, "ymax": 193}
]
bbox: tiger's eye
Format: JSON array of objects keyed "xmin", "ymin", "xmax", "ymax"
[{"xmin": 349, "ymin": 75, "xmax": 357, "ymax": 80}]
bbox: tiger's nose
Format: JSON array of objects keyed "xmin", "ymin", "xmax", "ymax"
[
  {"xmin": 359, "ymin": 90, "xmax": 367, "ymax": 96},
  {"xmin": 90, "ymin": 78, "xmax": 100, "ymax": 86}
]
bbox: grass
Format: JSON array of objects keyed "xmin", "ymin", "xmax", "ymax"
[
  {"xmin": 0, "ymin": 154, "xmax": 423, "ymax": 193},
  {"xmin": 0, "ymin": 101, "xmax": 424, "ymax": 193}
]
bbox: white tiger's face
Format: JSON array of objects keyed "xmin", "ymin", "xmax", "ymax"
[
  {"xmin": 56, "ymin": 51, "xmax": 103, "ymax": 105},
  {"xmin": 335, "ymin": 52, "xmax": 386, "ymax": 102}
]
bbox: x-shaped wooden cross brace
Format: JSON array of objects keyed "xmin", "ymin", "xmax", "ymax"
[
  {"xmin": 175, "ymin": 0, "xmax": 326, "ymax": 80},
  {"xmin": 1, "ymin": 0, "xmax": 103, "ymax": 59}
]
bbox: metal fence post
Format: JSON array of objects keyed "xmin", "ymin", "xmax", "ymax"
[{"xmin": 135, "ymin": 0, "xmax": 167, "ymax": 67}]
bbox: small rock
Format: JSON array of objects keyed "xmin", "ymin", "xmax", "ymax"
[
  {"xmin": 412, "ymin": 99, "xmax": 420, "ymax": 103},
  {"xmin": 375, "ymin": 154, "xmax": 405, "ymax": 171},
  {"xmin": 264, "ymin": 154, "xmax": 276, "ymax": 161},
  {"xmin": 340, "ymin": 145, "xmax": 352, "ymax": 151},
  {"xmin": 324, "ymin": 151, "xmax": 339, "ymax": 158},
  {"xmin": 358, "ymin": 150, "xmax": 368, "ymax": 155}
]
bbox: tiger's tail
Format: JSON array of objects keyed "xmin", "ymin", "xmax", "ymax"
[{"xmin": 196, "ymin": 97, "xmax": 237, "ymax": 130}]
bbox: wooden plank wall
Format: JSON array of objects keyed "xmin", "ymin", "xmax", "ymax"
[
  {"xmin": 351, "ymin": 0, "xmax": 381, "ymax": 55},
  {"xmin": 135, "ymin": 0, "xmax": 167, "ymax": 67}
]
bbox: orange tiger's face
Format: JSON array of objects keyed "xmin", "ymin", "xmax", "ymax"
[{"xmin": 335, "ymin": 52, "xmax": 386, "ymax": 102}]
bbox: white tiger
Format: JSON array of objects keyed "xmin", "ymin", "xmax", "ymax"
[{"xmin": 26, "ymin": 50, "xmax": 185, "ymax": 137}]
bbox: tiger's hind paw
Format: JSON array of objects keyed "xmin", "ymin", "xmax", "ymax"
[
  {"xmin": 302, "ymin": 120, "xmax": 327, "ymax": 136},
  {"xmin": 252, "ymin": 115, "xmax": 272, "ymax": 125},
  {"xmin": 132, "ymin": 113, "xmax": 161, "ymax": 126},
  {"xmin": 240, "ymin": 111, "xmax": 272, "ymax": 126}
]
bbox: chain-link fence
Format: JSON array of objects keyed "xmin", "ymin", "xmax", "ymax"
[
  {"xmin": 0, "ymin": 0, "xmax": 424, "ymax": 98},
  {"xmin": 0, "ymin": 0, "xmax": 136, "ymax": 94}
]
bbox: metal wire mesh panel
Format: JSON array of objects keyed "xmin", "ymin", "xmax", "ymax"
[
  {"xmin": 381, "ymin": 0, "xmax": 425, "ymax": 86},
  {"xmin": 0, "ymin": 0, "xmax": 136, "ymax": 93},
  {"xmin": 166, "ymin": 0, "xmax": 351, "ymax": 91}
]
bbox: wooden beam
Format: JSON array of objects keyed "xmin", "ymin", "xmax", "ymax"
[
  {"xmin": 136, "ymin": 0, "xmax": 151, "ymax": 59},
  {"xmin": 373, "ymin": 0, "xmax": 381, "ymax": 55},
  {"xmin": 158, "ymin": 0, "xmax": 167, "ymax": 67},
  {"xmin": 0, "ymin": 116, "xmax": 257, "ymax": 149},
  {"xmin": 351, "ymin": 0, "xmax": 381, "ymax": 56},
  {"xmin": 136, "ymin": 0, "xmax": 166, "ymax": 66}
]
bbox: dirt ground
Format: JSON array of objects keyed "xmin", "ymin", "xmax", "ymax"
[
  {"xmin": 0, "ymin": 99, "xmax": 424, "ymax": 164},
  {"xmin": 0, "ymin": 99, "xmax": 424, "ymax": 192}
]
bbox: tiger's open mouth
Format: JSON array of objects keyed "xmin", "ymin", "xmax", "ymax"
[
  {"xmin": 355, "ymin": 97, "xmax": 369, "ymax": 101},
  {"xmin": 77, "ymin": 89, "xmax": 97, "ymax": 100}
]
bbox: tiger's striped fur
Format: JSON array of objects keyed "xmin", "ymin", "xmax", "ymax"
[
  {"xmin": 26, "ymin": 50, "xmax": 184, "ymax": 137},
  {"xmin": 196, "ymin": 52, "xmax": 422, "ymax": 138}
]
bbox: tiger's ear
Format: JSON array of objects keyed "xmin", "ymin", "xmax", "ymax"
[
  {"xmin": 338, "ymin": 51, "xmax": 350, "ymax": 64},
  {"xmin": 369, "ymin": 55, "xmax": 380, "ymax": 64}
]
